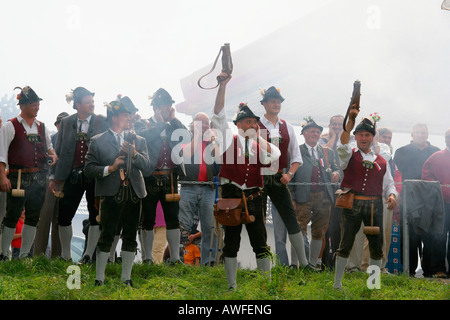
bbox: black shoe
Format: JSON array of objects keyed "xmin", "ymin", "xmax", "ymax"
[
  {"xmin": 166, "ymin": 259, "xmax": 184, "ymax": 266},
  {"xmin": 122, "ymin": 280, "xmax": 133, "ymax": 287},
  {"xmin": 78, "ymin": 255, "xmax": 91, "ymax": 265},
  {"xmin": 142, "ymin": 259, "xmax": 153, "ymax": 265},
  {"xmin": 0, "ymin": 254, "xmax": 9, "ymax": 262},
  {"xmin": 94, "ymin": 280, "xmax": 104, "ymax": 286},
  {"xmin": 301, "ymin": 263, "xmax": 321, "ymax": 272}
]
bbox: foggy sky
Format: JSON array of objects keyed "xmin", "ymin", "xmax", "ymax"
[{"xmin": 0, "ymin": 0, "xmax": 449, "ymax": 138}]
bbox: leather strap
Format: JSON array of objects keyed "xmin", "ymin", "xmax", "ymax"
[
  {"xmin": 197, "ymin": 45, "xmax": 232, "ymax": 90},
  {"xmin": 9, "ymin": 168, "xmax": 41, "ymax": 173},
  {"xmin": 152, "ymin": 169, "xmax": 173, "ymax": 176},
  {"xmin": 354, "ymin": 195, "xmax": 380, "ymax": 201}
]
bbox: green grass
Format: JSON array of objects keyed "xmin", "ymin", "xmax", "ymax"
[{"xmin": 0, "ymin": 255, "xmax": 448, "ymax": 300}]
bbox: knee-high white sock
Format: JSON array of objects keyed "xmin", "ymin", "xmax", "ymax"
[
  {"xmin": 224, "ymin": 257, "xmax": 238, "ymax": 290},
  {"xmin": 109, "ymin": 235, "xmax": 120, "ymax": 262},
  {"xmin": 141, "ymin": 229, "xmax": 154, "ymax": 262},
  {"xmin": 334, "ymin": 256, "xmax": 348, "ymax": 289},
  {"xmin": 369, "ymin": 258, "xmax": 382, "ymax": 268},
  {"xmin": 289, "ymin": 231, "xmax": 308, "ymax": 266},
  {"xmin": 84, "ymin": 225, "xmax": 100, "ymax": 258},
  {"xmin": 256, "ymin": 257, "xmax": 271, "ymax": 281},
  {"xmin": 59, "ymin": 225, "xmax": 73, "ymax": 260},
  {"xmin": 309, "ymin": 239, "xmax": 323, "ymax": 267},
  {"xmin": 166, "ymin": 228, "xmax": 180, "ymax": 262},
  {"xmin": 95, "ymin": 251, "xmax": 109, "ymax": 282},
  {"xmin": 1, "ymin": 226, "xmax": 16, "ymax": 257},
  {"xmin": 19, "ymin": 225, "xmax": 36, "ymax": 259},
  {"xmin": 121, "ymin": 251, "xmax": 135, "ymax": 282}
]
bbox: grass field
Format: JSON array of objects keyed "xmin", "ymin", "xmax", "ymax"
[{"xmin": 0, "ymin": 255, "xmax": 448, "ymax": 301}]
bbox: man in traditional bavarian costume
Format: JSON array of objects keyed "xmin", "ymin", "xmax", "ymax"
[
  {"xmin": 212, "ymin": 73, "xmax": 281, "ymax": 290},
  {"xmin": 258, "ymin": 86, "xmax": 317, "ymax": 269},
  {"xmin": 49, "ymin": 87, "xmax": 109, "ymax": 262},
  {"xmin": 85, "ymin": 96, "xmax": 150, "ymax": 286},
  {"xmin": 0, "ymin": 86, "xmax": 58, "ymax": 260},
  {"xmin": 140, "ymin": 88, "xmax": 186, "ymax": 264},
  {"xmin": 289, "ymin": 117, "xmax": 340, "ymax": 268},
  {"xmin": 333, "ymin": 106, "xmax": 397, "ymax": 289}
]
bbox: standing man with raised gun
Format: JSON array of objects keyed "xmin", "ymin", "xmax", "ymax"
[
  {"xmin": 333, "ymin": 100, "xmax": 397, "ymax": 289},
  {"xmin": 211, "ymin": 73, "xmax": 281, "ymax": 290}
]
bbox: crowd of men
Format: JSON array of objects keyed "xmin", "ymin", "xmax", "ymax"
[{"xmin": 0, "ymin": 79, "xmax": 448, "ymax": 290}]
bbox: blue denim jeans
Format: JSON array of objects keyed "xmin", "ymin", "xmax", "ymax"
[{"xmin": 179, "ymin": 184, "xmax": 217, "ymax": 265}]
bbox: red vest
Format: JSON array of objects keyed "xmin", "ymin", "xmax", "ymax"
[
  {"xmin": 258, "ymin": 119, "xmax": 290, "ymax": 171},
  {"xmin": 156, "ymin": 139, "xmax": 175, "ymax": 170},
  {"xmin": 8, "ymin": 118, "xmax": 46, "ymax": 168},
  {"xmin": 341, "ymin": 150, "xmax": 387, "ymax": 196},
  {"xmin": 311, "ymin": 165, "xmax": 323, "ymax": 190},
  {"xmin": 219, "ymin": 136, "xmax": 264, "ymax": 188},
  {"xmin": 72, "ymin": 133, "xmax": 88, "ymax": 168}
]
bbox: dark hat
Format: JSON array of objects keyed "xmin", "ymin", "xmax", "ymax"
[
  {"xmin": 120, "ymin": 95, "xmax": 139, "ymax": 113},
  {"xmin": 66, "ymin": 87, "xmax": 95, "ymax": 109},
  {"xmin": 301, "ymin": 116, "xmax": 323, "ymax": 134},
  {"xmin": 150, "ymin": 88, "xmax": 174, "ymax": 108},
  {"xmin": 105, "ymin": 95, "xmax": 133, "ymax": 119},
  {"xmin": 54, "ymin": 112, "xmax": 69, "ymax": 126},
  {"xmin": 260, "ymin": 86, "xmax": 285, "ymax": 104},
  {"xmin": 233, "ymin": 103, "xmax": 260, "ymax": 125},
  {"xmin": 14, "ymin": 86, "xmax": 43, "ymax": 105},
  {"xmin": 353, "ymin": 117, "xmax": 376, "ymax": 136}
]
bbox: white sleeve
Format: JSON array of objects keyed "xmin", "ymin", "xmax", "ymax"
[
  {"xmin": 383, "ymin": 162, "xmax": 398, "ymax": 199},
  {"xmin": 287, "ymin": 123, "xmax": 303, "ymax": 166},
  {"xmin": 0, "ymin": 122, "xmax": 15, "ymax": 165},
  {"xmin": 259, "ymin": 142, "xmax": 281, "ymax": 165},
  {"xmin": 337, "ymin": 143, "xmax": 353, "ymax": 170},
  {"xmin": 211, "ymin": 108, "xmax": 233, "ymax": 155}
]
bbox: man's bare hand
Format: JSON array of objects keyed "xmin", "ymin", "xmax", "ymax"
[
  {"xmin": 0, "ymin": 174, "xmax": 11, "ymax": 193},
  {"xmin": 108, "ymin": 156, "xmax": 126, "ymax": 173}
]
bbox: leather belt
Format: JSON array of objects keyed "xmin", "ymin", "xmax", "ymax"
[
  {"xmin": 354, "ymin": 195, "xmax": 381, "ymax": 201},
  {"xmin": 152, "ymin": 170, "xmax": 173, "ymax": 176},
  {"xmin": 8, "ymin": 168, "xmax": 41, "ymax": 173},
  {"xmin": 246, "ymin": 191, "xmax": 263, "ymax": 201}
]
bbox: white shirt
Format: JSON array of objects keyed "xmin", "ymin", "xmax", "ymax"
[
  {"xmin": 338, "ymin": 143, "xmax": 398, "ymax": 199},
  {"xmin": 0, "ymin": 115, "xmax": 53, "ymax": 165},
  {"xmin": 77, "ymin": 115, "xmax": 92, "ymax": 133},
  {"xmin": 103, "ymin": 129, "xmax": 124, "ymax": 177},
  {"xmin": 305, "ymin": 143, "xmax": 319, "ymax": 158},
  {"xmin": 259, "ymin": 115, "xmax": 303, "ymax": 171},
  {"xmin": 211, "ymin": 108, "xmax": 281, "ymax": 189}
]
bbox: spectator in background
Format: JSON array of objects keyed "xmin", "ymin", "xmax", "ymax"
[
  {"xmin": 178, "ymin": 112, "xmax": 219, "ymax": 266},
  {"xmin": 0, "ymin": 114, "xmax": 6, "ymax": 251},
  {"xmin": 290, "ymin": 118, "xmax": 340, "ymax": 269},
  {"xmin": 12, "ymin": 209, "xmax": 27, "ymax": 259},
  {"xmin": 318, "ymin": 115, "xmax": 346, "ymax": 269},
  {"xmin": 394, "ymin": 123, "xmax": 440, "ymax": 276},
  {"xmin": 184, "ymin": 233, "xmax": 202, "ymax": 266},
  {"xmin": 421, "ymin": 128, "xmax": 450, "ymax": 278}
]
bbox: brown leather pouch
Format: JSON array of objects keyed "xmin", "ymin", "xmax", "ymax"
[
  {"xmin": 335, "ymin": 189, "xmax": 354, "ymax": 209},
  {"xmin": 214, "ymin": 198, "xmax": 243, "ymax": 226}
]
